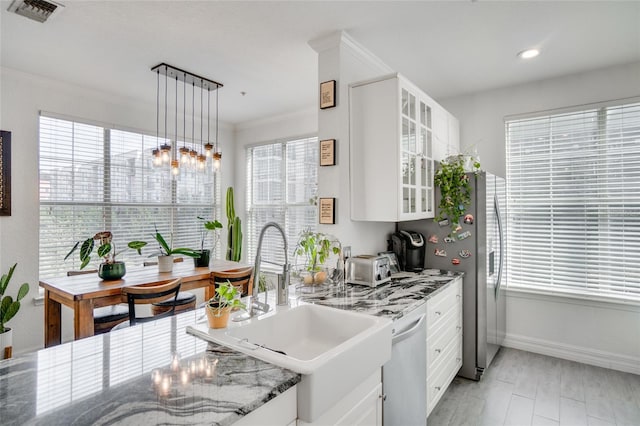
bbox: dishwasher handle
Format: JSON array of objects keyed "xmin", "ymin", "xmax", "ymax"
[{"xmin": 392, "ymin": 314, "xmax": 426, "ymax": 345}]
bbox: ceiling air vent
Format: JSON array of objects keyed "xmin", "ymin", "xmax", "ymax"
[{"xmin": 7, "ymin": 0, "xmax": 64, "ymax": 23}]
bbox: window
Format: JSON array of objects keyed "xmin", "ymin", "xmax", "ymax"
[
  {"xmin": 39, "ymin": 114, "xmax": 220, "ymax": 279},
  {"xmin": 506, "ymin": 100, "xmax": 640, "ymax": 301},
  {"xmin": 246, "ymin": 136, "xmax": 318, "ymax": 264}
]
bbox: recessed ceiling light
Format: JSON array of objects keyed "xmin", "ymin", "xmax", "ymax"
[{"xmin": 518, "ymin": 48, "xmax": 540, "ymax": 59}]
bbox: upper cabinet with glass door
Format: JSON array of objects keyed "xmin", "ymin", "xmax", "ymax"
[{"xmin": 350, "ymin": 73, "xmax": 456, "ymax": 222}]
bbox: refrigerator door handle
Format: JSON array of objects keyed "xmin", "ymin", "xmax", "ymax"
[{"xmin": 494, "ymin": 194, "xmax": 504, "ymax": 299}]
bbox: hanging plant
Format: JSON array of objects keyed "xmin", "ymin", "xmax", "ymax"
[{"xmin": 434, "ymin": 154, "xmax": 481, "ymax": 233}]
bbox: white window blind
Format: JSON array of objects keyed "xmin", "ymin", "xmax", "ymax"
[
  {"xmin": 506, "ymin": 100, "xmax": 640, "ymax": 301},
  {"xmin": 39, "ymin": 115, "xmax": 220, "ymax": 279},
  {"xmin": 246, "ymin": 136, "xmax": 318, "ymax": 266}
]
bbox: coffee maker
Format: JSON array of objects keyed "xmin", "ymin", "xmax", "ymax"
[{"xmin": 391, "ymin": 230, "xmax": 426, "ymax": 272}]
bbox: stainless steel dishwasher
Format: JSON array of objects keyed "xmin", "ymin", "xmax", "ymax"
[{"xmin": 382, "ymin": 304, "xmax": 427, "ymax": 425}]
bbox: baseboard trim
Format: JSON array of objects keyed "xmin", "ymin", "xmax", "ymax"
[{"xmin": 503, "ymin": 333, "xmax": 640, "ymax": 375}]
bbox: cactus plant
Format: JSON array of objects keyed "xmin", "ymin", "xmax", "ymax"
[
  {"xmin": 225, "ymin": 187, "xmax": 242, "ymax": 262},
  {"xmin": 0, "ymin": 263, "xmax": 30, "ymax": 334}
]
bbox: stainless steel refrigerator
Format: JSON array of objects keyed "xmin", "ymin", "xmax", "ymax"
[{"xmin": 398, "ymin": 171, "xmax": 506, "ymax": 380}]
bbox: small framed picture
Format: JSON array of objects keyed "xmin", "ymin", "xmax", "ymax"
[
  {"xmin": 319, "ymin": 197, "xmax": 336, "ymax": 224},
  {"xmin": 378, "ymin": 251, "xmax": 400, "ymax": 274},
  {"xmin": 320, "ymin": 80, "xmax": 336, "ymax": 109},
  {"xmin": 319, "ymin": 139, "xmax": 336, "ymax": 166},
  {"xmin": 0, "ymin": 130, "xmax": 11, "ymax": 216}
]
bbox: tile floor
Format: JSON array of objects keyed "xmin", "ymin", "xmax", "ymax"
[{"xmin": 427, "ymin": 348, "xmax": 640, "ymax": 426}]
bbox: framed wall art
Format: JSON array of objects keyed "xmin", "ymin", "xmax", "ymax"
[
  {"xmin": 0, "ymin": 130, "xmax": 11, "ymax": 216},
  {"xmin": 319, "ymin": 139, "xmax": 336, "ymax": 166},
  {"xmin": 319, "ymin": 197, "xmax": 336, "ymax": 224},
  {"xmin": 319, "ymin": 80, "xmax": 336, "ymax": 109}
]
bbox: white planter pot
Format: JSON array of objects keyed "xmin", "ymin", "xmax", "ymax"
[
  {"xmin": 0, "ymin": 328, "xmax": 12, "ymax": 359},
  {"xmin": 158, "ymin": 255, "xmax": 174, "ymax": 273}
]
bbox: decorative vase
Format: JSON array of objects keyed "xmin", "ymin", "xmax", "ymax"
[
  {"xmin": 206, "ymin": 305, "xmax": 231, "ymax": 329},
  {"xmin": 194, "ymin": 249, "xmax": 211, "ymax": 268},
  {"xmin": 0, "ymin": 328, "xmax": 12, "ymax": 360},
  {"xmin": 158, "ymin": 255, "xmax": 174, "ymax": 273},
  {"xmin": 98, "ymin": 261, "xmax": 126, "ymax": 280}
]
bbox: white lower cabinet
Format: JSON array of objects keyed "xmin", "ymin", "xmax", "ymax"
[
  {"xmin": 297, "ymin": 370, "xmax": 382, "ymax": 426},
  {"xmin": 236, "ymin": 385, "xmax": 297, "ymax": 426},
  {"xmin": 426, "ymin": 278, "xmax": 463, "ymax": 416}
]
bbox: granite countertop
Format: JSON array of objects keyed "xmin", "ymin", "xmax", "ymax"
[
  {"xmin": 295, "ymin": 268, "xmax": 463, "ymax": 320},
  {"xmin": 0, "ymin": 312, "xmax": 300, "ymax": 426},
  {"xmin": 0, "ymin": 269, "xmax": 461, "ymax": 426}
]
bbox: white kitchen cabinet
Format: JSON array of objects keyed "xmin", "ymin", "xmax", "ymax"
[
  {"xmin": 432, "ymin": 109, "xmax": 460, "ymax": 163},
  {"xmin": 297, "ymin": 371, "xmax": 382, "ymax": 426},
  {"xmin": 350, "ymin": 73, "xmax": 436, "ymax": 222},
  {"xmin": 236, "ymin": 386, "xmax": 297, "ymax": 426},
  {"xmin": 425, "ymin": 278, "xmax": 463, "ymax": 416}
]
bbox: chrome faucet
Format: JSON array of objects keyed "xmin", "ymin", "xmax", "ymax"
[{"xmin": 248, "ymin": 222, "xmax": 290, "ymax": 317}]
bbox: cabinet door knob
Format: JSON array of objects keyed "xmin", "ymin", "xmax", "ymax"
[
  {"xmin": 435, "ymin": 386, "xmax": 441, "ymax": 391},
  {"xmin": 456, "ymin": 326, "xmax": 462, "ymax": 331},
  {"xmin": 456, "ymin": 294, "xmax": 461, "ymax": 299},
  {"xmin": 456, "ymin": 357, "xmax": 462, "ymax": 362},
  {"xmin": 380, "ymin": 394, "xmax": 387, "ymax": 401},
  {"xmin": 435, "ymin": 311, "xmax": 442, "ymax": 316},
  {"xmin": 435, "ymin": 348, "xmax": 441, "ymax": 353}
]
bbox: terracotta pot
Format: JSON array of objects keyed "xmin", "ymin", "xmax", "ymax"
[
  {"xmin": 206, "ymin": 305, "xmax": 231, "ymax": 329},
  {"xmin": 157, "ymin": 255, "xmax": 174, "ymax": 273},
  {"xmin": 0, "ymin": 328, "xmax": 12, "ymax": 360}
]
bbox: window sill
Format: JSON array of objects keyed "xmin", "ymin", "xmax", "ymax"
[{"xmin": 506, "ymin": 285, "xmax": 640, "ymax": 311}]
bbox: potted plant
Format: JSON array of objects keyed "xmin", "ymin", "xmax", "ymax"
[
  {"xmin": 128, "ymin": 227, "xmax": 201, "ymax": 273},
  {"xmin": 225, "ymin": 187, "xmax": 242, "ymax": 262},
  {"xmin": 294, "ymin": 229, "xmax": 341, "ymax": 285},
  {"xmin": 205, "ymin": 280, "xmax": 246, "ymax": 329},
  {"xmin": 0, "ymin": 263, "xmax": 29, "ymax": 359},
  {"xmin": 434, "ymin": 153, "xmax": 481, "ymax": 233},
  {"xmin": 65, "ymin": 231, "xmax": 127, "ymax": 280},
  {"xmin": 195, "ymin": 216, "xmax": 223, "ymax": 267}
]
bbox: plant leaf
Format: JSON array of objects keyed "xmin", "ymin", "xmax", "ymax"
[
  {"xmin": 64, "ymin": 241, "xmax": 80, "ymax": 261},
  {"xmin": 97, "ymin": 243, "xmax": 112, "ymax": 258},
  {"xmin": 154, "ymin": 232, "xmax": 171, "ymax": 255},
  {"xmin": 16, "ymin": 283, "xmax": 29, "ymax": 301},
  {"xmin": 79, "ymin": 238, "xmax": 94, "ymax": 263},
  {"xmin": 128, "ymin": 241, "xmax": 147, "ymax": 255},
  {"xmin": 2, "ymin": 300, "xmax": 20, "ymax": 325}
]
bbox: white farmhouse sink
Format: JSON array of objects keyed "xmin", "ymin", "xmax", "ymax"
[{"xmin": 186, "ymin": 303, "xmax": 392, "ymax": 422}]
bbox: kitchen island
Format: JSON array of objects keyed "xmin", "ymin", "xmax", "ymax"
[{"xmin": 0, "ymin": 269, "xmax": 461, "ymax": 425}]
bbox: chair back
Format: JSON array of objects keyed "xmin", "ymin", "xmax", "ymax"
[
  {"xmin": 143, "ymin": 257, "xmax": 184, "ymax": 266},
  {"xmin": 210, "ymin": 267, "xmax": 253, "ymax": 297},
  {"xmin": 67, "ymin": 269, "xmax": 98, "ymax": 276},
  {"xmin": 121, "ymin": 278, "xmax": 182, "ymax": 325}
]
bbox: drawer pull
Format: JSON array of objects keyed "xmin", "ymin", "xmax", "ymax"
[
  {"xmin": 456, "ymin": 357, "xmax": 462, "ymax": 362},
  {"xmin": 435, "ymin": 311, "xmax": 442, "ymax": 316},
  {"xmin": 434, "ymin": 386, "xmax": 441, "ymax": 391},
  {"xmin": 456, "ymin": 294, "xmax": 461, "ymax": 299},
  {"xmin": 456, "ymin": 326, "xmax": 462, "ymax": 331},
  {"xmin": 435, "ymin": 348, "xmax": 441, "ymax": 353}
]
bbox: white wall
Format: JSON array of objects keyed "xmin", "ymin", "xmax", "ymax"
[
  {"xmin": 0, "ymin": 66, "xmax": 235, "ymax": 354},
  {"xmin": 440, "ymin": 61, "xmax": 640, "ymax": 374},
  {"xmin": 310, "ymin": 32, "xmax": 396, "ymax": 255}
]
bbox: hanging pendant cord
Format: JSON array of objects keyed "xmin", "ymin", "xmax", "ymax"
[
  {"xmin": 183, "ymin": 73, "xmax": 186, "ymax": 149},
  {"xmin": 156, "ymin": 69, "xmax": 159, "ymax": 149}
]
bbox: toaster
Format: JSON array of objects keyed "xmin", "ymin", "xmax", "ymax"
[{"xmin": 345, "ymin": 255, "xmax": 392, "ymax": 287}]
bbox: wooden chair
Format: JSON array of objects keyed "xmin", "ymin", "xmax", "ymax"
[
  {"xmin": 142, "ymin": 257, "xmax": 184, "ymax": 266},
  {"xmin": 117, "ymin": 278, "xmax": 182, "ymax": 328},
  {"xmin": 210, "ymin": 267, "xmax": 254, "ymax": 298},
  {"xmin": 141, "ymin": 258, "xmax": 197, "ymax": 315},
  {"xmin": 67, "ymin": 269, "xmax": 129, "ymax": 334}
]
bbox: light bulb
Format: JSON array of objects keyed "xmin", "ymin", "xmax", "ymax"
[
  {"xmin": 204, "ymin": 143, "xmax": 213, "ymax": 157},
  {"xmin": 179, "ymin": 147, "xmax": 190, "ymax": 164},
  {"xmin": 213, "ymin": 151, "xmax": 222, "ymax": 170},
  {"xmin": 171, "ymin": 160, "xmax": 180, "ymax": 176}
]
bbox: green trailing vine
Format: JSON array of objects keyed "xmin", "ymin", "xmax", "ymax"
[{"xmin": 434, "ymin": 154, "xmax": 481, "ymax": 232}]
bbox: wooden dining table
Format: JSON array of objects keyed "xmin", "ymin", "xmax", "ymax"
[{"xmin": 39, "ymin": 260, "xmax": 245, "ymax": 347}]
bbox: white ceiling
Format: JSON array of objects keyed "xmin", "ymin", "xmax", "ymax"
[{"xmin": 1, "ymin": 1, "xmax": 639, "ymax": 125}]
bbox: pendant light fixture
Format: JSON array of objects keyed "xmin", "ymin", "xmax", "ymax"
[
  {"xmin": 160, "ymin": 68, "xmax": 171, "ymax": 164},
  {"xmin": 152, "ymin": 69, "xmax": 162, "ymax": 167},
  {"xmin": 150, "ymin": 63, "xmax": 223, "ymax": 176},
  {"xmin": 212, "ymin": 87, "xmax": 222, "ymax": 171}
]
